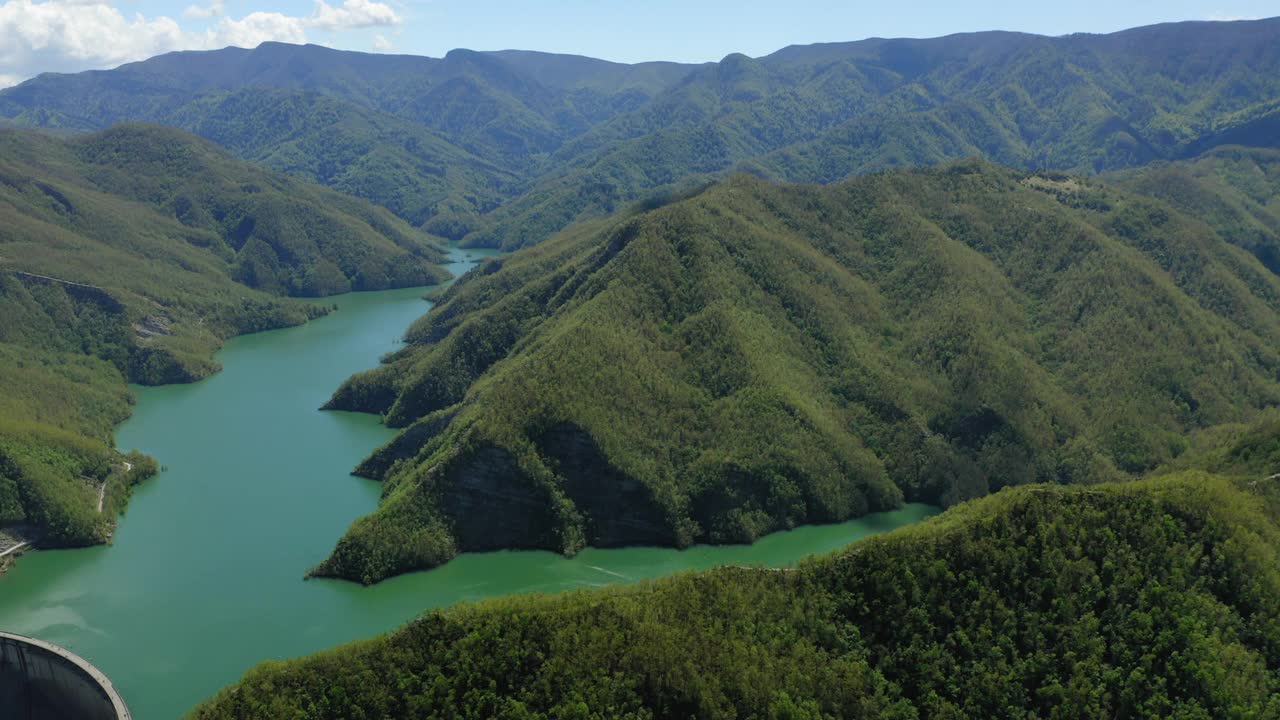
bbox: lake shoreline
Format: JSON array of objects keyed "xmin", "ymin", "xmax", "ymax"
[{"xmin": 0, "ymin": 245, "xmax": 937, "ymax": 720}]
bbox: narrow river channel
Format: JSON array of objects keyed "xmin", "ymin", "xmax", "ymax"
[{"xmin": 0, "ymin": 247, "xmax": 939, "ymax": 719}]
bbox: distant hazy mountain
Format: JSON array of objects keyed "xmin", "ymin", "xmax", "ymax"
[
  {"xmin": 0, "ymin": 43, "xmax": 702, "ymax": 227},
  {"xmin": 475, "ymin": 19, "xmax": 1280, "ymax": 248},
  {"xmin": 3, "ymin": 19, "xmax": 1278, "ymax": 249}
]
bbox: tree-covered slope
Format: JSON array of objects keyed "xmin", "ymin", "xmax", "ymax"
[
  {"xmin": 472, "ymin": 18, "xmax": 1280, "ymax": 249},
  {"xmin": 2, "ymin": 124, "xmax": 450, "ymax": 296},
  {"xmin": 193, "ymin": 470, "xmax": 1280, "ymax": 719},
  {"xmin": 316, "ymin": 161, "xmax": 1280, "ymax": 583},
  {"xmin": 160, "ymin": 87, "xmax": 520, "ymax": 228},
  {"xmin": 0, "ymin": 124, "xmax": 446, "ymax": 555},
  {"xmin": 1109, "ymin": 145, "xmax": 1280, "ymax": 274},
  {"xmin": 0, "ymin": 43, "xmax": 696, "ymax": 164},
  {"xmin": 4, "ymin": 20, "xmax": 1279, "ymax": 251},
  {"xmin": 0, "ymin": 335, "xmax": 157, "ymax": 553}
]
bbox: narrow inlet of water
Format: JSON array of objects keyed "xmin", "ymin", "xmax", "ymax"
[{"xmin": 0, "ymin": 247, "xmax": 939, "ymax": 719}]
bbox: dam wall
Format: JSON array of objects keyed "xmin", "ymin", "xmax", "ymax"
[{"xmin": 0, "ymin": 631, "xmax": 130, "ymax": 720}]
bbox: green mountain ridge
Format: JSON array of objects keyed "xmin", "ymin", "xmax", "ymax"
[
  {"xmin": 472, "ymin": 18, "xmax": 1280, "ymax": 249},
  {"xmin": 314, "ymin": 158, "xmax": 1280, "ymax": 583},
  {"xmin": 0, "ymin": 43, "xmax": 702, "ymax": 230},
  {"xmin": 160, "ymin": 88, "xmax": 520, "ymax": 227},
  {"xmin": 2, "ymin": 124, "xmax": 450, "ymax": 296},
  {"xmin": 4, "ymin": 19, "xmax": 1280, "ymax": 252}
]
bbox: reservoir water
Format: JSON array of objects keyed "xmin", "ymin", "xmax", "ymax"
[{"xmin": 0, "ymin": 247, "xmax": 939, "ymax": 719}]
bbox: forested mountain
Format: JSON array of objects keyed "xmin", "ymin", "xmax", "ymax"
[
  {"xmin": 4, "ymin": 14, "xmax": 1280, "ymax": 717},
  {"xmin": 194, "ymin": 463, "xmax": 1280, "ymax": 719},
  {"xmin": 313, "ymin": 158, "xmax": 1280, "ymax": 583},
  {"xmin": 0, "ymin": 124, "xmax": 447, "ymax": 553},
  {"xmin": 3, "ymin": 19, "xmax": 1278, "ymax": 250},
  {"xmin": 474, "ymin": 19, "xmax": 1280, "ymax": 248},
  {"xmin": 0, "ymin": 43, "xmax": 702, "ymax": 228},
  {"xmin": 3, "ymin": 125, "xmax": 449, "ymax": 296}
]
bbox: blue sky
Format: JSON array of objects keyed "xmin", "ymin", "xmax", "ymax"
[{"xmin": 0, "ymin": 0, "xmax": 1275, "ymax": 86}]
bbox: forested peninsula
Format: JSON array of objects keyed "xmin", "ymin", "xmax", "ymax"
[{"xmin": 316, "ymin": 156, "xmax": 1280, "ymax": 583}]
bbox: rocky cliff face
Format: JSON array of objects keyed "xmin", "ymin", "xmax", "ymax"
[
  {"xmin": 535, "ymin": 423, "xmax": 672, "ymax": 547},
  {"xmin": 436, "ymin": 444, "xmax": 562, "ymax": 552}
]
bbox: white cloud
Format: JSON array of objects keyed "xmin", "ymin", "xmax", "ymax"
[
  {"xmin": 0, "ymin": 0, "xmax": 188, "ymax": 75},
  {"xmin": 309, "ymin": 0, "xmax": 400, "ymax": 31},
  {"xmin": 0, "ymin": 72, "xmax": 19, "ymax": 88},
  {"xmin": 372, "ymin": 33, "xmax": 391, "ymax": 51},
  {"xmin": 183, "ymin": 0, "xmax": 224, "ymax": 19},
  {"xmin": 0, "ymin": 0, "xmax": 405, "ymax": 87},
  {"xmin": 213, "ymin": 11, "xmax": 306, "ymax": 47}
]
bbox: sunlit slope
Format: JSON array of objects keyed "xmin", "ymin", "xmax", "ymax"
[
  {"xmin": 1, "ymin": 125, "xmax": 449, "ymax": 297},
  {"xmin": 319, "ymin": 161, "xmax": 1280, "ymax": 583}
]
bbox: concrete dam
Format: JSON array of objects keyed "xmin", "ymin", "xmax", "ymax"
[{"xmin": 0, "ymin": 632, "xmax": 130, "ymax": 719}]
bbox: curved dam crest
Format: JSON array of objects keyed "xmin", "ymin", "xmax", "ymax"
[
  {"xmin": 0, "ymin": 246, "xmax": 939, "ymax": 719},
  {"xmin": 0, "ymin": 630, "xmax": 130, "ymax": 720}
]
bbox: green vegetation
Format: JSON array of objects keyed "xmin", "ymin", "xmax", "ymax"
[
  {"xmin": 1156, "ymin": 408, "xmax": 1280, "ymax": 482},
  {"xmin": 4, "ymin": 20, "xmax": 1279, "ymax": 250},
  {"xmin": 1109, "ymin": 145, "xmax": 1280, "ymax": 274},
  {"xmin": 0, "ymin": 307, "xmax": 164, "ymax": 547},
  {"xmin": 0, "ymin": 415, "xmax": 155, "ymax": 547},
  {"xmin": 0, "ymin": 123, "xmax": 449, "ymax": 551},
  {"xmin": 1, "ymin": 124, "xmax": 449, "ymax": 296},
  {"xmin": 165, "ymin": 87, "xmax": 519, "ymax": 228},
  {"xmin": 469, "ymin": 18, "xmax": 1280, "ymax": 249},
  {"xmin": 192, "ymin": 469, "xmax": 1280, "ymax": 719},
  {"xmin": 2, "ymin": 20, "xmax": 1279, "ymax": 716},
  {"xmin": 0, "ymin": 43, "xmax": 696, "ymax": 229},
  {"xmin": 316, "ymin": 160, "xmax": 1280, "ymax": 583}
]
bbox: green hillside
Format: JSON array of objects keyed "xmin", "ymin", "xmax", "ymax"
[
  {"xmin": 2, "ymin": 125, "xmax": 450, "ymax": 296},
  {"xmin": 163, "ymin": 88, "xmax": 520, "ymax": 228},
  {"xmin": 4, "ymin": 20, "xmax": 1280, "ymax": 251},
  {"xmin": 192, "ymin": 469, "xmax": 1280, "ymax": 719},
  {"xmin": 316, "ymin": 160, "xmax": 1280, "ymax": 583},
  {"xmin": 0, "ymin": 124, "xmax": 448, "ymax": 553},
  {"xmin": 1109, "ymin": 145, "xmax": 1280, "ymax": 274}
]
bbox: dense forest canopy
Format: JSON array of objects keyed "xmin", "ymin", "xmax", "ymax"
[
  {"xmin": 2, "ymin": 125, "xmax": 449, "ymax": 298},
  {"xmin": 1108, "ymin": 146, "xmax": 1280, "ymax": 275},
  {"xmin": 313, "ymin": 156, "xmax": 1280, "ymax": 583}
]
